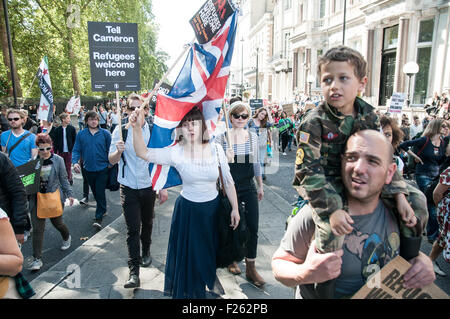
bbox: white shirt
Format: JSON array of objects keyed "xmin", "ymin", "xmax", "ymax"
[
  {"xmin": 110, "ymin": 113, "xmax": 119, "ymax": 125},
  {"xmin": 145, "ymin": 143, "xmax": 233, "ymax": 202},
  {"xmin": 410, "ymin": 123, "xmax": 423, "ymax": 139},
  {"xmin": 109, "ymin": 123, "xmax": 152, "ymax": 189},
  {"xmin": 0, "ymin": 207, "xmax": 7, "ymax": 219},
  {"xmin": 63, "ymin": 127, "xmax": 68, "ymax": 152}
]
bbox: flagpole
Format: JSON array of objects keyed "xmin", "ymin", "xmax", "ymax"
[
  {"xmin": 221, "ymin": 103, "xmax": 234, "ymax": 163},
  {"xmin": 142, "ymin": 38, "xmax": 195, "ymax": 109},
  {"xmin": 116, "ymin": 91, "xmax": 122, "ymax": 141}
]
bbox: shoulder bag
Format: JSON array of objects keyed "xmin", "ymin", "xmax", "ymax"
[{"xmin": 37, "ymin": 188, "xmax": 63, "ymax": 218}]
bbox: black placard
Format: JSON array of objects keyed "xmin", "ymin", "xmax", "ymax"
[
  {"xmin": 249, "ymin": 99, "xmax": 263, "ymax": 111},
  {"xmin": 189, "ymin": 0, "xmax": 235, "ymax": 44},
  {"xmin": 16, "ymin": 158, "xmax": 42, "ymax": 195},
  {"xmin": 88, "ymin": 22, "xmax": 141, "ymax": 92}
]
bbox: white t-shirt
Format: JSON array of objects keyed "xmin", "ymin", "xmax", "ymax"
[
  {"xmin": 0, "ymin": 207, "xmax": 8, "ymax": 219},
  {"xmin": 145, "ymin": 143, "xmax": 233, "ymax": 202}
]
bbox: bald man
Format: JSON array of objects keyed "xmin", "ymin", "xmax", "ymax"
[{"xmin": 272, "ymin": 130, "xmax": 435, "ymax": 299}]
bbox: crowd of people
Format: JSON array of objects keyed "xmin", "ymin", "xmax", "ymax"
[{"xmin": 0, "ymin": 45, "xmax": 448, "ymax": 299}]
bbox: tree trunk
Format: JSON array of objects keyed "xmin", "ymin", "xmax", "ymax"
[
  {"xmin": 66, "ymin": 26, "xmax": 81, "ymax": 96},
  {"xmin": 0, "ymin": 0, "xmax": 22, "ymax": 97}
]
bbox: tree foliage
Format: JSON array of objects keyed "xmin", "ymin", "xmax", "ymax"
[{"xmin": 0, "ymin": 0, "xmax": 168, "ymax": 99}]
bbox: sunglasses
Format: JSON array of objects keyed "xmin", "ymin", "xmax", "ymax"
[
  {"xmin": 231, "ymin": 113, "xmax": 249, "ymax": 120},
  {"xmin": 38, "ymin": 147, "xmax": 52, "ymax": 151},
  {"xmin": 8, "ymin": 117, "xmax": 20, "ymax": 121}
]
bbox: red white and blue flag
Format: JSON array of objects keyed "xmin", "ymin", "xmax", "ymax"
[
  {"xmin": 36, "ymin": 56, "xmax": 54, "ymax": 122},
  {"xmin": 148, "ymin": 11, "xmax": 237, "ymax": 190}
]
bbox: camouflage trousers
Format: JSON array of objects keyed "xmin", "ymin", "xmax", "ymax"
[{"xmin": 313, "ymin": 179, "xmax": 428, "ymax": 254}]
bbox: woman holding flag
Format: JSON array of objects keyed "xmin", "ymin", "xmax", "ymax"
[{"xmin": 131, "ymin": 106, "xmax": 240, "ymax": 299}]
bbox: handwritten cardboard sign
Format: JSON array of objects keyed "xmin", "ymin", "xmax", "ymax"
[
  {"xmin": 352, "ymin": 256, "xmax": 449, "ymax": 299},
  {"xmin": 388, "ymin": 92, "xmax": 406, "ymax": 114}
]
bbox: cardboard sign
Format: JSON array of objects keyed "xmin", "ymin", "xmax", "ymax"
[
  {"xmin": 88, "ymin": 22, "xmax": 141, "ymax": 92},
  {"xmin": 16, "ymin": 158, "xmax": 42, "ymax": 195},
  {"xmin": 388, "ymin": 92, "xmax": 406, "ymax": 113},
  {"xmin": 352, "ymin": 256, "xmax": 449, "ymax": 299},
  {"xmin": 189, "ymin": 0, "xmax": 235, "ymax": 44}
]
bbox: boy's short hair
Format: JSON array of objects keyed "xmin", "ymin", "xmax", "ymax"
[
  {"xmin": 318, "ymin": 45, "xmax": 367, "ymax": 80},
  {"xmin": 59, "ymin": 113, "xmax": 69, "ymax": 121}
]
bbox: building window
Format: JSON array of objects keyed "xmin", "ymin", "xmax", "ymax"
[
  {"xmin": 413, "ymin": 19, "xmax": 434, "ymax": 105},
  {"xmin": 284, "ymin": 32, "xmax": 291, "ymax": 58},
  {"xmin": 299, "ymin": 3, "xmax": 303, "ymax": 23},
  {"xmin": 284, "ymin": 0, "xmax": 292, "ymax": 10},
  {"xmin": 383, "ymin": 25, "xmax": 399, "ymax": 50},
  {"xmin": 319, "ymin": 0, "xmax": 326, "ymax": 18}
]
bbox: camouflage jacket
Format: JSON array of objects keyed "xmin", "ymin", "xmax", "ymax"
[{"xmin": 293, "ymin": 97, "xmax": 408, "ymax": 218}]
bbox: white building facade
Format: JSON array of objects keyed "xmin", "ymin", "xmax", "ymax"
[{"xmin": 229, "ymin": 0, "xmax": 450, "ymax": 109}]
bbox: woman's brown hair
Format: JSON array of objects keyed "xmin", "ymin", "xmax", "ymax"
[
  {"xmin": 380, "ymin": 115, "xmax": 404, "ymax": 149},
  {"xmin": 176, "ymin": 106, "xmax": 210, "ymax": 144}
]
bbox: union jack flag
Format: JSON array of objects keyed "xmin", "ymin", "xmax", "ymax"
[{"xmin": 148, "ymin": 11, "xmax": 237, "ymax": 190}]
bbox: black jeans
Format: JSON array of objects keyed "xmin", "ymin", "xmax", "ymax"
[
  {"xmin": 120, "ymin": 185, "xmax": 156, "ymax": 275},
  {"xmin": 236, "ymin": 186, "xmax": 259, "ymax": 259},
  {"xmin": 280, "ymin": 132, "xmax": 289, "ymax": 152},
  {"xmin": 84, "ymin": 168, "xmax": 108, "ymax": 220}
]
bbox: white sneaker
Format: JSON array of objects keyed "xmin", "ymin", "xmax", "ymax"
[
  {"xmin": 283, "ymin": 152, "xmax": 287, "ymax": 156},
  {"xmin": 28, "ymin": 258, "xmax": 43, "ymax": 271},
  {"xmin": 61, "ymin": 235, "xmax": 71, "ymax": 251},
  {"xmin": 433, "ymin": 261, "xmax": 447, "ymax": 277},
  {"xmin": 23, "ymin": 230, "xmax": 31, "ymax": 242},
  {"xmin": 79, "ymin": 197, "xmax": 88, "ymax": 205}
]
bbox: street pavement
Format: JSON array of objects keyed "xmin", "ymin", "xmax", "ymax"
[{"xmin": 27, "ymin": 145, "xmax": 450, "ymax": 299}]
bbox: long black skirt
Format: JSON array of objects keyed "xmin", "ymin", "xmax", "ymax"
[{"xmin": 164, "ymin": 195, "xmax": 219, "ymax": 299}]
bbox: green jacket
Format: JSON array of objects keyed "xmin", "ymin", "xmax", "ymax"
[{"xmin": 293, "ymin": 97, "xmax": 409, "ymax": 219}]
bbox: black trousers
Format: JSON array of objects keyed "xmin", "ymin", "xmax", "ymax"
[
  {"xmin": 236, "ymin": 186, "xmax": 259, "ymax": 259},
  {"xmin": 280, "ymin": 132, "xmax": 289, "ymax": 152},
  {"xmin": 120, "ymin": 185, "xmax": 156, "ymax": 275}
]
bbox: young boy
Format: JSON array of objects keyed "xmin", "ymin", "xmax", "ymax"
[{"xmin": 293, "ymin": 46, "xmax": 427, "ymax": 297}]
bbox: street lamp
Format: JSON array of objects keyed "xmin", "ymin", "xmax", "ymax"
[
  {"xmin": 307, "ymin": 74, "xmax": 315, "ymax": 98},
  {"xmin": 255, "ymin": 47, "xmax": 259, "ymax": 99},
  {"xmin": 402, "ymin": 61, "xmax": 419, "ymax": 107}
]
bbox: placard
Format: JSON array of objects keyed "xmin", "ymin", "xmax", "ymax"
[
  {"xmin": 388, "ymin": 92, "xmax": 406, "ymax": 113},
  {"xmin": 189, "ymin": 0, "xmax": 235, "ymax": 44},
  {"xmin": 88, "ymin": 22, "xmax": 141, "ymax": 92},
  {"xmin": 352, "ymin": 256, "xmax": 449, "ymax": 299},
  {"xmin": 249, "ymin": 99, "xmax": 263, "ymax": 111},
  {"xmin": 16, "ymin": 158, "xmax": 42, "ymax": 195},
  {"xmin": 150, "ymin": 81, "xmax": 172, "ymax": 110}
]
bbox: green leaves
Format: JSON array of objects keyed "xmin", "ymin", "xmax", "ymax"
[{"xmin": 0, "ymin": 0, "xmax": 167, "ymax": 98}]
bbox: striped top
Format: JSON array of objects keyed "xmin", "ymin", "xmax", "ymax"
[{"xmin": 215, "ymin": 130, "xmax": 262, "ymax": 177}]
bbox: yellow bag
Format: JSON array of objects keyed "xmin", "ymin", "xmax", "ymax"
[
  {"xmin": 0, "ymin": 276, "xmax": 20, "ymax": 299},
  {"xmin": 37, "ymin": 189, "xmax": 63, "ymax": 219}
]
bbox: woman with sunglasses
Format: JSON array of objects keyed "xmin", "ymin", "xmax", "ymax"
[
  {"xmin": 27, "ymin": 133, "xmax": 74, "ymax": 272},
  {"xmin": 215, "ymin": 101, "xmax": 265, "ymax": 287},
  {"xmin": 132, "ymin": 106, "xmax": 239, "ymax": 299},
  {"xmin": 399, "ymin": 119, "xmax": 449, "ymax": 246}
]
